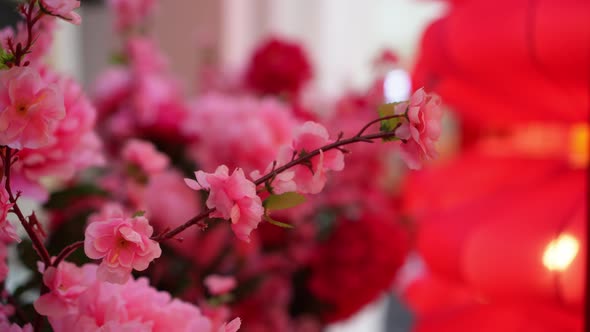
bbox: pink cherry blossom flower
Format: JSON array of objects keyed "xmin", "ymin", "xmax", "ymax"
[
  {"xmin": 394, "ymin": 88, "xmax": 443, "ymax": 170},
  {"xmin": 185, "ymin": 165, "xmax": 264, "ymax": 242},
  {"xmin": 15, "ymin": 72, "xmax": 104, "ymax": 183},
  {"xmin": 0, "ymin": 184, "xmax": 18, "ymax": 242},
  {"xmin": 84, "ymin": 214, "xmax": 161, "ymax": 284},
  {"xmin": 0, "ymin": 67, "xmax": 65, "ymax": 149},
  {"xmin": 277, "ymin": 121, "xmax": 345, "ymax": 194},
  {"xmin": 34, "ymin": 262, "xmax": 97, "ymax": 317},
  {"xmin": 204, "ymin": 275, "xmax": 237, "ymax": 295},
  {"xmin": 108, "ymin": 0, "xmax": 157, "ymax": 31},
  {"xmin": 121, "ymin": 139, "xmax": 169, "ymax": 176},
  {"xmin": 40, "ymin": 0, "xmax": 81, "ymax": 25}
]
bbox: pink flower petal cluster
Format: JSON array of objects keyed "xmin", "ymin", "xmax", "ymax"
[
  {"xmin": 91, "ymin": 37, "xmax": 190, "ymax": 141},
  {"xmin": 44, "ymin": 263, "xmax": 240, "ymax": 332},
  {"xmin": 3, "ymin": 70, "xmax": 104, "ymax": 201},
  {"xmin": 204, "ymin": 275, "xmax": 237, "ymax": 295},
  {"xmin": 108, "ymin": 0, "xmax": 157, "ymax": 31},
  {"xmin": 34, "ymin": 262, "xmax": 97, "ymax": 317},
  {"xmin": 183, "ymin": 94, "xmax": 299, "ymax": 173},
  {"xmin": 84, "ymin": 213, "xmax": 162, "ymax": 284},
  {"xmin": 40, "ymin": 0, "xmax": 81, "ymax": 25},
  {"xmin": 15, "ymin": 72, "xmax": 104, "ymax": 182},
  {"xmin": 0, "ymin": 322, "xmax": 32, "ymax": 332},
  {"xmin": 0, "ymin": 184, "xmax": 18, "ymax": 242},
  {"xmin": 0, "ymin": 66, "xmax": 65, "ymax": 149},
  {"xmin": 185, "ymin": 165, "xmax": 264, "ymax": 242},
  {"xmin": 127, "ymin": 37, "xmax": 168, "ymax": 74},
  {"xmin": 122, "ymin": 139, "xmax": 169, "ymax": 176},
  {"xmin": 394, "ymin": 88, "xmax": 443, "ymax": 170},
  {"xmin": 276, "ymin": 121, "xmax": 345, "ymax": 194}
]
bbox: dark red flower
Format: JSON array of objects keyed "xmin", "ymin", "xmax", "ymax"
[
  {"xmin": 307, "ymin": 212, "xmax": 409, "ymax": 322},
  {"xmin": 244, "ymin": 38, "xmax": 313, "ymax": 98}
]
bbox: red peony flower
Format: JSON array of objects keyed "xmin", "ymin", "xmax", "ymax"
[
  {"xmin": 307, "ymin": 212, "xmax": 409, "ymax": 322},
  {"xmin": 244, "ymin": 38, "xmax": 313, "ymax": 98}
]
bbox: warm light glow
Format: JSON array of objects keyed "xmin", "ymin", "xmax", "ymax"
[
  {"xmin": 569, "ymin": 123, "xmax": 589, "ymax": 168},
  {"xmin": 542, "ymin": 234, "xmax": 579, "ymax": 271},
  {"xmin": 383, "ymin": 69, "xmax": 411, "ymax": 103}
]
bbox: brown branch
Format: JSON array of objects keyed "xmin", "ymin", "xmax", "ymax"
[
  {"xmin": 52, "ymin": 241, "xmax": 84, "ymax": 267},
  {"xmin": 152, "ymin": 116, "xmax": 400, "ymax": 242},
  {"xmin": 2, "ymin": 148, "xmax": 51, "ymax": 266},
  {"xmin": 10, "ymin": 1, "xmax": 44, "ymax": 67},
  {"xmin": 253, "ymin": 129, "xmax": 397, "ymax": 186},
  {"xmin": 151, "ymin": 208, "xmax": 215, "ymax": 242}
]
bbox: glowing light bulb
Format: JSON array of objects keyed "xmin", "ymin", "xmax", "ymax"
[
  {"xmin": 383, "ymin": 69, "xmax": 411, "ymax": 103},
  {"xmin": 542, "ymin": 234, "xmax": 579, "ymax": 271}
]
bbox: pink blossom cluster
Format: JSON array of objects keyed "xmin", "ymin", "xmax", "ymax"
[
  {"xmin": 84, "ymin": 209, "xmax": 162, "ymax": 283},
  {"xmin": 0, "ymin": 0, "xmax": 446, "ymax": 329},
  {"xmin": 1, "ymin": 67, "xmax": 104, "ymax": 200},
  {"xmin": 35, "ymin": 262, "xmax": 240, "ymax": 331},
  {"xmin": 186, "ymin": 166, "xmax": 264, "ymax": 242},
  {"xmin": 273, "ymin": 121, "xmax": 345, "ymax": 194},
  {"xmin": 98, "ymin": 139, "xmax": 201, "ymax": 248},
  {"xmin": 108, "ymin": 0, "xmax": 157, "ymax": 32},
  {"xmin": 93, "ymin": 37, "xmax": 190, "ymax": 140},
  {"xmin": 40, "ymin": 0, "xmax": 81, "ymax": 25},
  {"xmin": 183, "ymin": 94, "xmax": 299, "ymax": 173},
  {"xmin": 185, "ymin": 120, "xmax": 346, "ymax": 242},
  {"xmin": 0, "ymin": 66, "xmax": 65, "ymax": 149},
  {"xmin": 394, "ymin": 88, "xmax": 443, "ymax": 170},
  {"xmin": 122, "ymin": 139, "xmax": 169, "ymax": 176}
]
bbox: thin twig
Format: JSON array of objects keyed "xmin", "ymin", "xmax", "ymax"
[
  {"xmin": 52, "ymin": 241, "xmax": 84, "ymax": 267},
  {"xmin": 2, "ymin": 148, "xmax": 51, "ymax": 266},
  {"xmin": 153, "ymin": 117, "xmax": 400, "ymax": 242}
]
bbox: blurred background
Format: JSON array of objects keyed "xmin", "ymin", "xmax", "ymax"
[{"xmin": 1, "ymin": 0, "xmax": 588, "ymax": 331}]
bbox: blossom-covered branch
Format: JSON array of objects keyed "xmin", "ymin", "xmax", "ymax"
[
  {"xmin": 155, "ymin": 89, "xmax": 441, "ymax": 244},
  {"xmin": 150, "ymin": 120, "xmax": 398, "ymax": 243}
]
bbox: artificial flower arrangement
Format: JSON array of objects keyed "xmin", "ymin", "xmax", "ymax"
[{"xmin": 0, "ymin": 0, "xmax": 443, "ymax": 331}]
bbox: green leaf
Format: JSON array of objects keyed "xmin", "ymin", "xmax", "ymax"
[
  {"xmin": 263, "ymin": 192, "xmax": 306, "ymax": 211},
  {"xmin": 264, "ymin": 215, "xmax": 294, "ymax": 229},
  {"xmin": 377, "ymin": 102, "xmax": 404, "ymax": 141},
  {"xmin": 0, "ymin": 47, "xmax": 14, "ymax": 70},
  {"xmin": 110, "ymin": 52, "xmax": 128, "ymax": 65},
  {"xmin": 133, "ymin": 210, "xmax": 146, "ymax": 217}
]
